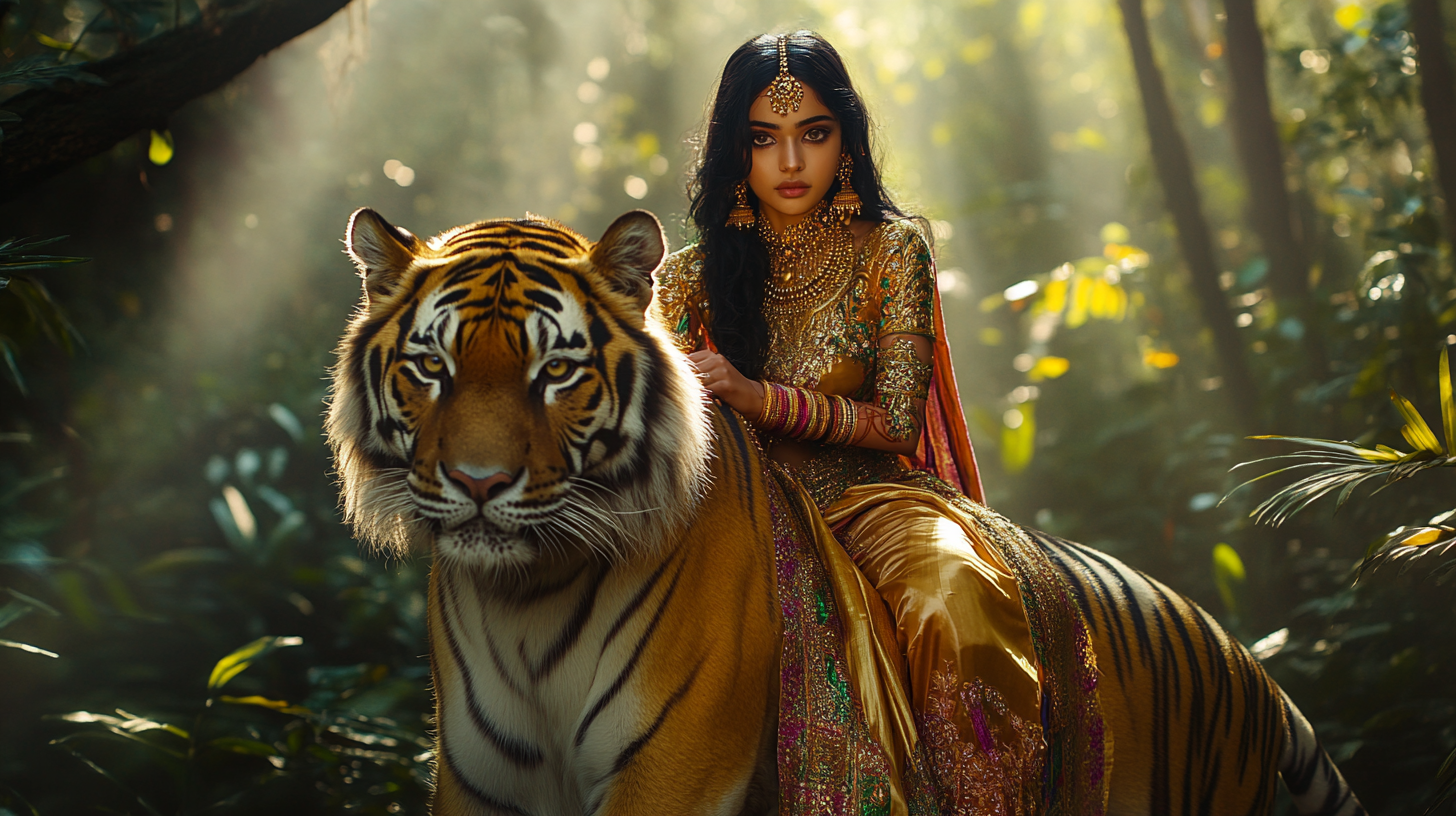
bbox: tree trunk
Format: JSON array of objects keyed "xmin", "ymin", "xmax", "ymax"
[
  {"xmin": 0, "ymin": 0, "xmax": 353, "ymax": 199},
  {"xmin": 1117, "ymin": 0, "xmax": 1261, "ymax": 427},
  {"xmin": 1223, "ymin": 0, "xmax": 1328, "ymax": 379},
  {"xmin": 1410, "ymin": 0, "xmax": 1456, "ymax": 248}
]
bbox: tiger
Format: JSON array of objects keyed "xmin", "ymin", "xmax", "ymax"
[{"xmin": 325, "ymin": 206, "xmax": 1366, "ymax": 816}]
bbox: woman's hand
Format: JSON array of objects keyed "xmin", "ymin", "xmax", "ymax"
[{"xmin": 688, "ymin": 350, "xmax": 765, "ymax": 419}]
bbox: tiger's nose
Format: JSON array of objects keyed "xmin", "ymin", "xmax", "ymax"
[{"xmin": 447, "ymin": 469, "xmax": 518, "ymax": 503}]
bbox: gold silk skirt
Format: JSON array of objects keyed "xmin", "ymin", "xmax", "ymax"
[{"xmin": 794, "ymin": 477, "xmax": 1052, "ymax": 814}]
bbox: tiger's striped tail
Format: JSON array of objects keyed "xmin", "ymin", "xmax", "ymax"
[{"xmin": 1280, "ymin": 688, "xmax": 1367, "ymax": 816}]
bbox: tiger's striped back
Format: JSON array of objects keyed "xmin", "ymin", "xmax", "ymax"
[{"xmin": 1031, "ymin": 531, "xmax": 1366, "ymax": 816}]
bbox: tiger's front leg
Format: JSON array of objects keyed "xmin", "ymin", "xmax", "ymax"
[{"xmin": 583, "ymin": 496, "xmax": 783, "ymax": 815}]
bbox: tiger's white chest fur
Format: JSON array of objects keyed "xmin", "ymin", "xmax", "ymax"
[{"xmin": 433, "ymin": 555, "xmax": 671, "ymax": 814}]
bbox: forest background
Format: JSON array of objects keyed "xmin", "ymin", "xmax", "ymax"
[{"xmin": 1, "ymin": 0, "xmax": 1454, "ymax": 812}]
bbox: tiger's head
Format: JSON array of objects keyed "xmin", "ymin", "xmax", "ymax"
[{"xmin": 325, "ymin": 208, "xmax": 711, "ymax": 575}]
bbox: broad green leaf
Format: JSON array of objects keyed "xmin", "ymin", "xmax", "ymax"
[
  {"xmin": 1212, "ymin": 543, "xmax": 1246, "ymax": 617},
  {"xmin": 207, "ymin": 635, "xmax": 302, "ymax": 690},
  {"xmin": 1000, "ymin": 403, "xmax": 1035, "ymax": 473},
  {"xmin": 1, "ymin": 337, "xmax": 26, "ymax": 396},
  {"xmin": 7, "ymin": 589, "xmax": 59, "ymax": 616},
  {"xmin": 57, "ymin": 709, "xmax": 189, "ymax": 739},
  {"xmin": 1390, "ymin": 390, "xmax": 1443, "ymax": 454},
  {"xmin": 51, "ymin": 570, "xmax": 97, "ymax": 630},
  {"xmin": 267, "ymin": 403, "xmax": 305, "ymax": 443},
  {"xmin": 208, "ymin": 737, "xmax": 280, "ymax": 757},
  {"xmin": 136, "ymin": 547, "xmax": 231, "ymax": 574}
]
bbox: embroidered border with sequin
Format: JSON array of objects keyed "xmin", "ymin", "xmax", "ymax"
[
  {"xmin": 905, "ymin": 472, "xmax": 1109, "ymax": 815},
  {"xmin": 875, "ymin": 337, "xmax": 933, "ymax": 442}
]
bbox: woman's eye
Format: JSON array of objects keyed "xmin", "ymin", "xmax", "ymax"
[
  {"xmin": 751, "ymin": 132, "xmax": 774, "ymax": 147},
  {"xmin": 418, "ymin": 355, "xmax": 446, "ymax": 376},
  {"xmin": 804, "ymin": 127, "xmax": 829, "ymax": 143},
  {"xmin": 542, "ymin": 359, "xmax": 575, "ymax": 381}
]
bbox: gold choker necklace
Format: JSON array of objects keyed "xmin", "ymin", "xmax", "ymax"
[{"xmin": 757, "ymin": 200, "xmax": 855, "ymax": 319}]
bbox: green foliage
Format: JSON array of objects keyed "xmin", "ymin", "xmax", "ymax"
[
  {"xmin": 0, "ymin": 236, "xmax": 87, "ymax": 394},
  {"xmin": 1235, "ymin": 349, "xmax": 1456, "ymax": 583},
  {"xmin": 0, "ymin": 390, "xmax": 432, "ymax": 812}
]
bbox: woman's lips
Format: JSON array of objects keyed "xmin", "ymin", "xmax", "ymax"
[{"xmin": 777, "ymin": 182, "xmax": 811, "ymax": 198}]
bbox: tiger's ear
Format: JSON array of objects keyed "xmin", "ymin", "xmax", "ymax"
[
  {"xmin": 345, "ymin": 208, "xmax": 422, "ymax": 301},
  {"xmin": 591, "ymin": 210, "xmax": 665, "ymax": 311}
]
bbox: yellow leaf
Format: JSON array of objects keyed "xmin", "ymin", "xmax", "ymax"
[
  {"xmin": 1019, "ymin": 0, "xmax": 1046, "ymax": 36},
  {"xmin": 1334, "ymin": 3, "xmax": 1365, "ymax": 30},
  {"xmin": 960, "ymin": 36, "xmax": 996, "ymax": 65},
  {"xmin": 1396, "ymin": 528, "xmax": 1444, "ymax": 547},
  {"xmin": 220, "ymin": 695, "xmax": 311, "ymax": 716},
  {"xmin": 1099, "ymin": 222, "xmax": 1131, "ymax": 244},
  {"xmin": 1390, "ymin": 389, "xmax": 1444, "ymax": 454},
  {"xmin": 32, "ymin": 31, "xmax": 75, "ymax": 51},
  {"xmin": 148, "ymin": 130, "xmax": 174, "ymax": 166},
  {"xmin": 1144, "ymin": 350, "xmax": 1180, "ymax": 369},
  {"xmin": 208, "ymin": 636, "xmax": 302, "ymax": 690},
  {"xmin": 1441, "ymin": 347, "xmax": 1456, "ymax": 454},
  {"xmin": 1212, "ymin": 543, "xmax": 1246, "ymax": 617},
  {"xmin": 1354, "ymin": 445, "xmax": 1403, "ymax": 462},
  {"xmin": 1042, "ymin": 279, "xmax": 1068, "ymax": 314},
  {"xmin": 1075, "ymin": 126, "xmax": 1107, "ymax": 151},
  {"xmin": 1066, "ymin": 277, "xmax": 1092, "ymax": 328},
  {"xmin": 1200, "ymin": 97, "xmax": 1226, "ymax": 128},
  {"xmin": 634, "ymin": 132, "xmax": 660, "ymax": 159},
  {"xmin": 1028, "ymin": 356, "xmax": 1070, "ymax": 381},
  {"xmin": 1094, "ymin": 279, "xmax": 1122, "ymax": 318}
]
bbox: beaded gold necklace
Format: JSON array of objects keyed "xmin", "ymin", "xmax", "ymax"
[{"xmin": 757, "ymin": 199, "xmax": 856, "ymax": 322}]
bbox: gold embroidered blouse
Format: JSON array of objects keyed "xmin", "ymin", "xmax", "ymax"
[{"xmin": 650, "ymin": 220, "xmax": 937, "ymax": 508}]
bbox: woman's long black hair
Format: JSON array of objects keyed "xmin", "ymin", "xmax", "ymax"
[{"xmin": 687, "ymin": 31, "xmax": 911, "ymax": 379}]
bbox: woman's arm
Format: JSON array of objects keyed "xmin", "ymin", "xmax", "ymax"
[
  {"xmin": 689, "ymin": 330, "xmax": 931, "ymax": 456},
  {"xmin": 691, "ymin": 222, "xmax": 937, "ymax": 455}
]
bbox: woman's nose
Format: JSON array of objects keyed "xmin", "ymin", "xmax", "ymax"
[{"xmin": 780, "ymin": 141, "xmax": 804, "ymax": 172}]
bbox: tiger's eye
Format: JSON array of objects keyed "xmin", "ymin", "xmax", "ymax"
[
  {"xmin": 543, "ymin": 359, "xmax": 572, "ymax": 380},
  {"xmin": 420, "ymin": 355, "xmax": 446, "ymax": 375}
]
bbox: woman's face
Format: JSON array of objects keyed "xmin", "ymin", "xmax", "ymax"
[{"xmin": 746, "ymin": 81, "xmax": 843, "ymax": 231}]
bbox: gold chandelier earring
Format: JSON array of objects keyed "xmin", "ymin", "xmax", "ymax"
[
  {"xmin": 726, "ymin": 180, "xmax": 755, "ymax": 228},
  {"xmin": 829, "ymin": 153, "xmax": 861, "ymax": 223}
]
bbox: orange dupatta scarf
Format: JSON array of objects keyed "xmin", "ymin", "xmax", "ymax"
[{"xmin": 906, "ymin": 285, "xmax": 985, "ymax": 504}]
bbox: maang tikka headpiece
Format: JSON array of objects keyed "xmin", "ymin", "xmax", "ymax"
[{"xmin": 766, "ymin": 35, "xmax": 804, "ymax": 116}]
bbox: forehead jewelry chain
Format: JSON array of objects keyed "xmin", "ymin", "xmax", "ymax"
[{"xmin": 766, "ymin": 35, "xmax": 804, "ymax": 116}]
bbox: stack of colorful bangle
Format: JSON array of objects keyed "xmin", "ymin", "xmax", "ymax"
[{"xmin": 756, "ymin": 381, "xmax": 858, "ymax": 445}]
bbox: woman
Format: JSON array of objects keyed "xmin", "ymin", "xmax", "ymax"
[{"xmin": 651, "ymin": 32, "xmax": 1106, "ymax": 815}]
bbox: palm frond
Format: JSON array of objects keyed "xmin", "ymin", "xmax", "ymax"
[
  {"xmin": 1357, "ymin": 519, "xmax": 1456, "ymax": 584},
  {"xmin": 1229, "ymin": 352, "xmax": 1456, "ymax": 527},
  {"xmin": 0, "ymin": 236, "xmax": 89, "ymax": 282}
]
